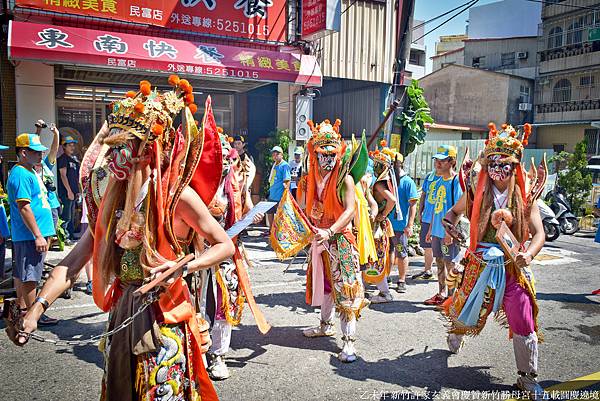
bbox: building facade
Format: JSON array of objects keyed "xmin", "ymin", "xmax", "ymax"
[
  {"xmin": 467, "ymin": 0, "xmax": 542, "ymax": 39},
  {"xmin": 435, "ymin": 34, "xmax": 468, "ymax": 56},
  {"xmin": 420, "ymin": 64, "xmax": 534, "ymax": 139},
  {"xmin": 535, "ymin": 0, "xmax": 600, "ymax": 154}
]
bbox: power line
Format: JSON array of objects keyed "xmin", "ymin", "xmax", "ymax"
[
  {"xmin": 412, "ymin": 0, "xmax": 477, "ymax": 31},
  {"xmin": 524, "ymin": 0, "xmax": 600, "ymax": 12},
  {"xmin": 412, "ymin": 0, "xmax": 479, "ymax": 44},
  {"xmin": 341, "ymin": 0, "xmax": 359, "ymax": 15}
]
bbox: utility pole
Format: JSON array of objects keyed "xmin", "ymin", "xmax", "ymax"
[{"xmin": 387, "ymin": 0, "xmax": 415, "ymax": 154}]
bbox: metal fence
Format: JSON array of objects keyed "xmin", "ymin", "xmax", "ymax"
[{"xmin": 404, "ymin": 139, "xmax": 555, "ymax": 185}]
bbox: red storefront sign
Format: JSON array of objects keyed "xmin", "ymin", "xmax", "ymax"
[
  {"xmin": 301, "ymin": 0, "xmax": 326, "ymax": 39},
  {"xmin": 8, "ymin": 21, "xmax": 322, "ymax": 86},
  {"xmin": 14, "ymin": 0, "xmax": 288, "ymax": 43}
]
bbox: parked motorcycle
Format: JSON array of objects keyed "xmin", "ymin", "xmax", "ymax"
[
  {"xmin": 545, "ymin": 189, "xmax": 579, "ymax": 235},
  {"xmin": 537, "ymin": 199, "xmax": 561, "ymax": 242}
]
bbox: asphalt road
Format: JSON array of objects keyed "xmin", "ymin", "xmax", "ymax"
[{"xmin": 0, "ymin": 229, "xmax": 598, "ymax": 401}]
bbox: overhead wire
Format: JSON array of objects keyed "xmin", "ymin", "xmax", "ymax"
[
  {"xmin": 412, "ymin": 0, "xmax": 478, "ymax": 31},
  {"xmin": 412, "ymin": 0, "xmax": 480, "ymax": 44}
]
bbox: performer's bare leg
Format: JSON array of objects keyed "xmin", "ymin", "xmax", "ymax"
[{"xmin": 303, "ymin": 293, "xmax": 336, "ymax": 338}]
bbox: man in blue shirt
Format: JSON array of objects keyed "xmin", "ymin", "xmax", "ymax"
[
  {"xmin": 388, "ymin": 154, "xmax": 419, "ymax": 293},
  {"xmin": 266, "ymin": 145, "xmax": 291, "ymax": 227},
  {"xmin": 415, "ymin": 171, "xmax": 442, "ymax": 281},
  {"xmin": 8, "ymin": 134, "xmax": 57, "ymax": 325},
  {"xmin": 424, "ymin": 145, "xmax": 463, "ymax": 306}
]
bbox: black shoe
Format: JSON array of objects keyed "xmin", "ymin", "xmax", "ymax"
[
  {"xmin": 61, "ymin": 288, "xmax": 72, "ymax": 299},
  {"xmin": 396, "ymin": 282, "xmax": 407, "ymax": 293}
]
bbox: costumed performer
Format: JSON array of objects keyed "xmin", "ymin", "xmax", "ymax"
[
  {"xmin": 7, "ymin": 76, "xmax": 235, "ymax": 401},
  {"xmin": 441, "ymin": 123, "xmax": 546, "ymax": 399}
]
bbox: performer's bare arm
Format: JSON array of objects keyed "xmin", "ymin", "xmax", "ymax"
[
  {"xmin": 515, "ymin": 201, "xmax": 544, "ymax": 269},
  {"xmin": 165, "ymin": 186, "xmax": 235, "ymax": 274},
  {"xmin": 314, "ymin": 175, "xmax": 356, "ymax": 243},
  {"xmin": 373, "ymin": 181, "xmax": 396, "ymax": 222},
  {"xmin": 366, "ymin": 185, "xmax": 378, "ymax": 221},
  {"xmin": 16, "ymin": 230, "xmax": 94, "ymax": 343},
  {"xmin": 419, "ymin": 191, "xmax": 426, "ymax": 217}
]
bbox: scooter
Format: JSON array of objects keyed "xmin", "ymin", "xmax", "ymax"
[
  {"xmin": 545, "ymin": 190, "xmax": 579, "ymax": 235},
  {"xmin": 537, "ymin": 199, "xmax": 560, "ymax": 242}
]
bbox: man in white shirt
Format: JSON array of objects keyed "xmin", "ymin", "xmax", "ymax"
[{"xmin": 289, "ymin": 147, "xmax": 303, "ymax": 198}]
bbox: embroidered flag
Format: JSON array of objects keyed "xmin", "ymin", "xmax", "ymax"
[{"xmin": 269, "ymin": 188, "xmax": 315, "ymax": 260}]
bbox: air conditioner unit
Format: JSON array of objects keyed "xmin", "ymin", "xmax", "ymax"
[
  {"xmin": 517, "ymin": 51, "xmax": 528, "ymax": 59},
  {"xmin": 519, "ymin": 103, "xmax": 533, "ymax": 111}
]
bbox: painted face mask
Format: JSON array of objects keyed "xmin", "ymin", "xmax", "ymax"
[
  {"xmin": 317, "ymin": 152, "xmax": 337, "ymax": 171},
  {"xmin": 107, "ymin": 141, "xmax": 136, "ymax": 181},
  {"xmin": 487, "ymin": 156, "xmax": 513, "ymax": 181}
]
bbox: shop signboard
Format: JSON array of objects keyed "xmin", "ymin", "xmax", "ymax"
[
  {"xmin": 301, "ymin": 0, "xmax": 340, "ymax": 41},
  {"xmin": 8, "ymin": 21, "xmax": 322, "ymax": 86},
  {"xmin": 14, "ymin": 0, "xmax": 288, "ymax": 43}
]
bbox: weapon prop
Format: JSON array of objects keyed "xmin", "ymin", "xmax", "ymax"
[
  {"xmin": 135, "ymin": 202, "xmax": 275, "ymax": 296},
  {"xmin": 3, "ymin": 298, "xmax": 25, "ymax": 346},
  {"xmin": 442, "ymin": 218, "xmax": 467, "ymax": 247},
  {"xmin": 134, "ymin": 254, "xmax": 195, "ymax": 295}
]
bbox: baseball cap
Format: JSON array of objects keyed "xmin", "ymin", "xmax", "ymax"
[
  {"xmin": 233, "ymin": 135, "xmax": 245, "ymax": 143},
  {"xmin": 432, "ymin": 145, "xmax": 457, "ymax": 160},
  {"xmin": 16, "ymin": 133, "xmax": 48, "ymax": 152},
  {"xmin": 294, "ymin": 147, "xmax": 304, "ymax": 155},
  {"xmin": 62, "ymin": 136, "xmax": 78, "ymax": 145},
  {"xmin": 271, "ymin": 145, "xmax": 283, "ymax": 154}
]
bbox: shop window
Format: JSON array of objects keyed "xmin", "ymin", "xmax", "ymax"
[
  {"xmin": 553, "ymin": 144, "xmax": 565, "ymax": 153},
  {"xmin": 580, "ymin": 75, "xmax": 595, "ymax": 87},
  {"xmin": 585, "ymin": 129, "xmax": 600, "ymax": 155},
  {"xmin": 501, "ymin": 52, "xmax": 516, "ymax": 68},
  {"xmin": 520, "ymin": 85, "xmax": 531, "ymax": 104},
  {"xmin": 566, "ymin": 18, "xmax": 583, "ymax": 45},
  {"xmin": 461, "ymin": 132, "xmax": 473, "ymax": 140},
  {"xmin": 472, "ymin": 56, "xmax": 485, "ymax": 68},
  {"xmin": 552, "ymin": 79, "xmax": 572, "ymax": 102},
  {"xmin": 547, "ymin": 26, "xmax": 563, "ymax": 49}
]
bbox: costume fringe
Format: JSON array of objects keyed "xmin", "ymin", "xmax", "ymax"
[
  {"xmin": 215, "ymin": 269, "xmax": 244, "ymax": 327},
  {"xmin": 341, "ymin": 281, "xmax": 361, "ymax": 299}
]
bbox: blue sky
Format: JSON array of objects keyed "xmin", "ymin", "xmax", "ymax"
[{"xmin": 414, "ymin": 0, "xmax": 499, "ymax": 73}]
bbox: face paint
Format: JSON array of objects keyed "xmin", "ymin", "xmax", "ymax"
[
  {"xmin": 107, "ymin": 141, "xmax": 136, "ymax": 181},
  {"xmin": 487, "ymin": 157, "xmax": 513, "ymax": 181},
  {"xmin": 317, "ymin": 152, "xmax": 337, "ymax": 171}
]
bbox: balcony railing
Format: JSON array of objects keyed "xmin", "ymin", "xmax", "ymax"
[
  {"xmin": 540, "ymin": 40, "xmax": 600, "ymax": 62},
  {"xmin": 536, "ymin": 98, "xmax": 600, "ymax": 113}
]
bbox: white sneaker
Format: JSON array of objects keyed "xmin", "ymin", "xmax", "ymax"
[
  {"xmin": 338, "ymin": 336, "xmax": 357, "ymax": 363},
  {"xmin": 516, "ymin": 374, "xmax": 544, "ymax": 401},
  {"xmin": 447, "ymin": 333, "xmax": 464, "ymax": 354},
  {"xmin": 370, "ymin": 291, "xmax": 393, "ymax": 304},
  {"xmin": 208, "ymin": 355, "xmax": 230, "ymax": 380},
  {"xmin": 303, "ymin": 320, "xmax": 336, "ymax": 338}
]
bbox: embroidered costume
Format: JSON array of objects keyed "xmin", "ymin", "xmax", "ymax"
[
  {"xmin": 199, "ymin": 125, "xmax": 270, "ymax": 380},
  {"xmin": 81, "ymin": 76, "xmax": 225, "ymax": 401},
  {"xmin": 297, "ymin": 119, "xmax": 369, "ymax": 363},
  {"xmin": 365, "ymin": 143, "xmax": 402, "ymax": 303},
  {"xmin": 442, "ymin": 123, "xmax": 547, "ymax": 398}
]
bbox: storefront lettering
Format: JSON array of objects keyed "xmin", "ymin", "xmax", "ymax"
[
  {"xmin": 234, "ymin": 0, "xmax": 273, "ymax": 18},
  {"xmin": 143, "ymin": 39, "xmax": 178, "ymax": 59},
  {"xmin": 180, "ymin": 0, "xmax": 216, "ymax": 11},
  {"xmin": 130, "ymin": 5, "xmax": 163, "ymax": 20},
  {"xmin": 94, "ymin": 34, "xmax": 128, "ymax": 54},
  {"xmin": 45, "ymin": 0, "xmax": 60, "ymax": 6},
  {"xmin": 82, "ymin": 0, "xmax": 99, "ymax": 11},
  {"xmin": 194, "ymin": 45, "xmax": 224, "ymax": 64},
  {"xmin": 36, "ymin": 28, "xmax": 74, "ymax": 48},
  {"xmin": 62, "ymin": 0, "xmax": 80, "ymax": 8},
  {"xmin": 292, "ymin": 60, "xmax": 301, "ymax": 71},
  {"xmin": 107, "ymin": 58, "xmax": 136, "ymax": 67},
  {"xmin": 275, "ymin": 59, "xmax": 290, "ymax": 71},
  {"xmin": 238, "ymin": 54, "xmax": 255, "ymax": 67},
  {"xmin": 257, "ymin": 56, "xmax": 273, "ymax": 69},
  {"xmin": 101, "ymin": 0, "xmax": 117, "ymax": 13}
]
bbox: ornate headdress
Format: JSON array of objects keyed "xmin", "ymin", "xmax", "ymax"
[
  {"xmin": 484, "ymin": 122, "xmax": 532, "ymax": 161},
  {"xmin": 369, "ymin": 140, "xmax": 399, "ymax": 167},
  {"xmin": 307, "ymin": 119, "xmax": 342, "ymax": 153},
  {"xmin": 107, "ymin": 75, "xmax": 197, "ymax": 144}
]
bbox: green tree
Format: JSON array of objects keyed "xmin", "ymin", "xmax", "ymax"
[
  {"xmin": 255, "ymin": 128, "xmax": 291, "ymax": 197},
  {"xmin": 549, "ymin": 139, "xmax": 592, "ymax": 216},
  {"xmin": 395, "ymin": 80, "xmax": 433, "ymax": 156}
]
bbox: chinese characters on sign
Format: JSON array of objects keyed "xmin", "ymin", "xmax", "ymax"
[
  {"xmin": 15, "ymin": 0, "xmax": 287, "ymax": 42},
  {"xmin": 9, "ymin": 21, "xmax": 322, "ymax": 86},
  {"xmin": 301, "ymin": 0, "xmax": 340, "ymax": 41}
]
